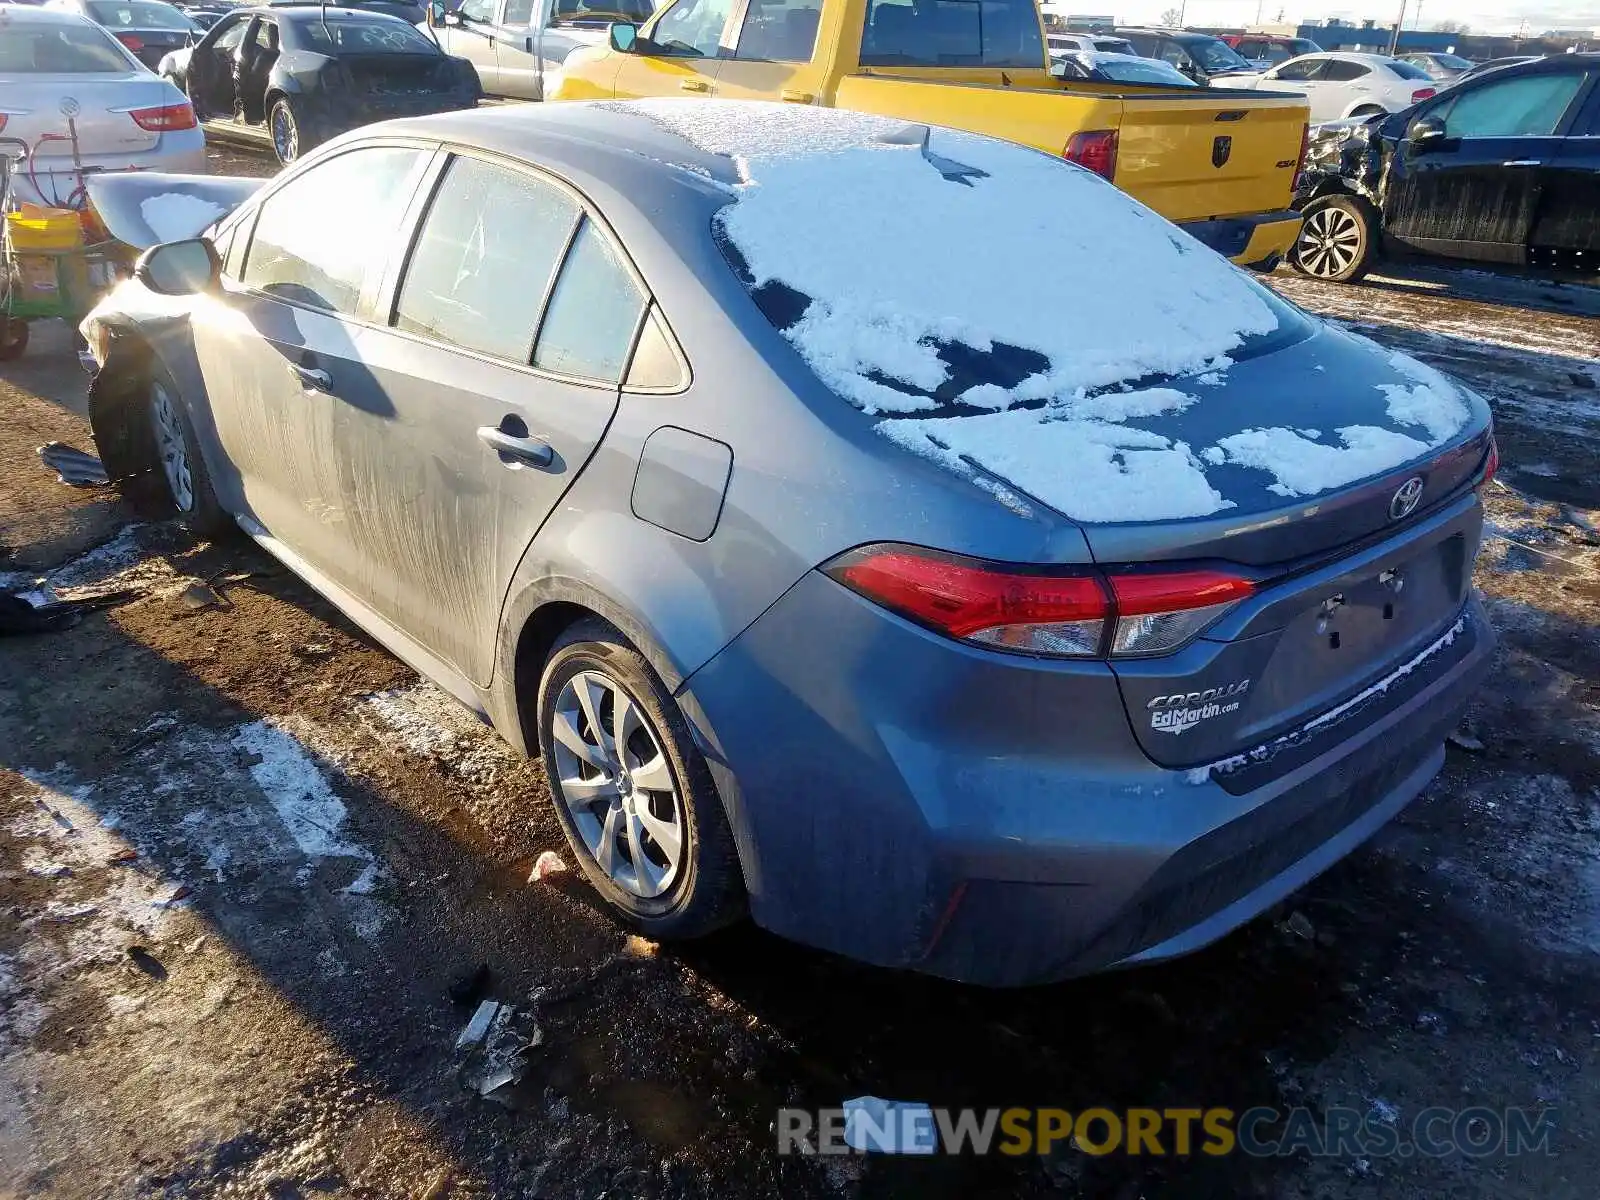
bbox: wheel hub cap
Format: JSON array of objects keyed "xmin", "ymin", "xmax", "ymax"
[
  {"xmin": 550, "ymin": 670, "xmax": 684, "ymax": 899},
  {"xmin": 150, "ymin": 382, "xmax": 194, "ymax": 512}
]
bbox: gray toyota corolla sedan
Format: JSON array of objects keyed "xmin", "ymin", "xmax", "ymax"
[{"xmin": 80, "ymin": 100, "xmax": 1496, "ymax": 985}]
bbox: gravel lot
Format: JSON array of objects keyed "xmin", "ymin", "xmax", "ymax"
[{"xmin": 2, "ymin": 142, "xmax": 1599, "ymax": 1199}]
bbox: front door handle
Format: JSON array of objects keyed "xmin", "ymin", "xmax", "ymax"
[
  {"xmin": 780, "ymin": 88, "xmax": 814, "ymax": 103},
  {"xmin": 287, "ymin": 362, "xmax": 332, "ymax": 392},
  {"xmin": 477, "ymin": 425, "xmax": 554, "ymax": 468},
  {"xmin": 678, "ymin": 77, "xmax": 710, "ymax": 92},
  {"xmin": 1502, "ymin": 159, "xmax": 1542, "ymax": 167}
]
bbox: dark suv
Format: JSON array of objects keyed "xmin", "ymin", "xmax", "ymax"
[{"xmin": 1115, "ymin": 27, "xmax": 1261, "ymax": 84}]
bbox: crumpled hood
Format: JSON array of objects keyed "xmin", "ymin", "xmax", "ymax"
[{"xmin": 86, "ymin": 172, "xmax": 268, "ymax": 250}]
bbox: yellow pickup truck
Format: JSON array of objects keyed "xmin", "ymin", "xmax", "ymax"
[{"xmin": 550, "ymin": 0, "xmax": 1308, "ymax": 267}]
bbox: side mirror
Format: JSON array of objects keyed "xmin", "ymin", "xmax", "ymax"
[
  {"xmin": 608, "ymin": 20, "xmax": 637, "ymax": 52},
  {"xmin": 427, "ymin": 0, "xmax": 445, "ymax": 21},
  {"xmin": 135, "ymin": 238, "xmax": 221, "ymax": 296},
  {"xmin": 1408, "ymin": 114, "xmax": 1446, "ymax": 148}
]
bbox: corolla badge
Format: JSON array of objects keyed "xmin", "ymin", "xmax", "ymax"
[
  {"xmin": 1389, "ymin": 476, "xmax": 1424, "ymax": 521},
  {"xmin": 1147, "ymin": 680, "xmax": 1250, "ymax": 736}
]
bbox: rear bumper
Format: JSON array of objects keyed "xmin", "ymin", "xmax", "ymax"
[
  {"xmin": 10, "ymin": 137, "xmax": 206, "ymax": 207},
  {"xmin": 1181, "ymin": 208, "xmax": 1303, "ymax": 268},
  {"xmin": 680, "ymin": 572, "xmax": 1493, "ymax": 987}
]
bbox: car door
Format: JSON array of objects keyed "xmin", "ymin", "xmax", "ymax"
[
  {"xmin": 1384, "ymin": 67, "xmax": 1591, "ymax": 265},
  {"xmin": 340, "ymin": 150, "xmax": 648, "ymax": 684},
  {"xmin": 187, "ymin": 10, "xmax": 251, "ymax": 114},
  {"xmin": 488, "ymin": 0, "xmax": 542, "ymax": 97},
  {"xmin": 1257, "ymin": 56, "xmax": 1326, "ymax": 106},
  {"xmin": 446, "ymin": 0, "xmax": 502, "ymax": 90},
  {"xmin": 202, "ymin": 143, "xmax": 434, "ymax": 582},
  {"xmin": 711, "ymin": 0, "xmax": 823, "ymax": 103},
  {"xmin": 613, "ymin": 0, "xmax": 736, "ymax": 98},
  {"xmin": 1529, "ymin": 69, "xmax": 1600, "ymax": 267},
  {"xmin": 1315, "ymin": 58, "xmax": 1374, "ymax": 120}
]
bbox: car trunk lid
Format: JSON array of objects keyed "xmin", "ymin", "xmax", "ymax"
[
  {"xmin": 0, "ymin": 73, "xmax": 172, "ymax": 156},
  {"xmin": 342, "ymin": 53, "xmax": 450, "ymax": 94}
]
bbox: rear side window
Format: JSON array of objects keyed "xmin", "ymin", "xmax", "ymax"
[
  {"xmin": 0, "ymin": 24, "xmax": 133, "ymax": 72},
  {"xmin": 1319, "ymin": 59, "xmax": 1370, "ymax": 82},
  {"xmin": 533, "ymin": 219, "xmax": 647, "ymax": 383},
  {"xmin": 1438, "ymin": 72, "xmax": 1586, "ymax": 138},
  {"xmin": 650, "ymin": 0, "xmax": 737, "ymax": 57},
  {"xmin": 1384, "ymin": 60, "xmax": 1431, "ymax": 81},
  {"xmin": 733, "ymin": 0, "xmax": 821, "ymax": 62},
  {"xmin": 395, "ymin": 155, "xmax": 580, "ymax": 361},
  {"xmin": 242, "ymin": 146, "xmax": 424, "ymax": 315},
  {"xmin": 861, "ymin": 0, "xmax": 1045, "ymax": 69}
]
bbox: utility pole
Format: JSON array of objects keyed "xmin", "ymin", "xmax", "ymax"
[{"xmin": 1387, "ymin": 0, "xmax": 1406, "ymax": 54}]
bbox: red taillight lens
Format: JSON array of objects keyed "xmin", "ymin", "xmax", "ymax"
[
  {"xmin": 1292, "ymin": 121, "xmax": 1310, "ymax": 190},
  {"xmin": 0, "ymin": 115, "xmax": 7, "ymax": 134},
  {"xmin": 115, "ymin": 32, "xmax": 145, "ymax": 51},
  {"xmin": 128, "ymin": 103, "xmax": 197, "ymax": 132},
  {"xmin": 825, "ymin": 545, "xmax": 1254, "ymax": 659},
  {"xmin": 1412, "ymin": 88, "xmax": 1436, "ymax": 102},
  {"xmin": 1063, "ymin": 129, "xmax": 1119, "ymax": 181},
  {"xmin": 1481, "ymin": 434, "xmax": 1499, "ymax": 485}
]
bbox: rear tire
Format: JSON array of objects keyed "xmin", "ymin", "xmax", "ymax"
[
  {"xmin": 147, "ymin": 366, "xmax": 230, "ymax": 537},
  {"xmin": 269, "ymin": 96, "xmax": 307, "ymax": 166},
  {"xmin": 536, "ymin": 618, "xmax": 744, "ymax": 939},
  {"xmin": 1289, "ymin": 194, "xmax": 1378, "ymax": 283},
  {"xmin": 0, "ymin": 317, "xmax": 27, "ymax": 361}
]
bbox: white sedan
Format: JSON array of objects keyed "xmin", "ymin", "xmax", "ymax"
[
  {"xmin": 0, "ymin": 5, "xmax": 205, "ymax": 206},
  {"xmin": 1233, "ymin": 51, "xmax": 1441, "ymax": 123}
]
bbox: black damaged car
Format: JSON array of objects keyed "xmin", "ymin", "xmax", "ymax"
[
  {"xmin": 1288, "ymin": 53, "xmax": 1600, "ymax": 283},
  {"xmin": 169, "ymin": 5, "xmax": 479, "ymax": 165}
]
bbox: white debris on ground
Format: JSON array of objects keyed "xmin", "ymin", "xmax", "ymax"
[
  {"xmin": 357, "ymin": 684, "xmax": 518, "ymax": 788},
  {"xmin": 139, "ymin": 193, "xmax": 228, "ymax": 245}
]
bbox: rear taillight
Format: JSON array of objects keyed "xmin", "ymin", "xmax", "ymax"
[
  {"xmin": 1292, "ymin": 121, "xmax": 1310, "ymax": 190},
  {"xmin": 1063, "ymin": 129, "xmax": 1119, "ymax": 182},
  {"xmin": 128, "ymin": 103, "xmax": 197, "ymax": 132},
  {"xmin": 0, "ymin": 115, "xmax": 7, "ymax": 134},
  {"xmin": 115, "ymin": 32, "xmax": 145, "ymax": 51},
  {"xmin": 824, "ymin": 544, "xmax": 1254, "ymax": 659},
  {"xmin": 1412, "ymin": 88, "xmax": 1436, "ymax": 102},
  {"xmin": 1481, "ymin": 434, "xmax": 1499, "ymax": 485}
]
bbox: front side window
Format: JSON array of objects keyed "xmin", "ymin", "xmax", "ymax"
[
  {"xmin": 241, "ymin": 146, "xmax": 423, "ymax": 315},
  {"xmin": 212, "ymin": 14, "xmax": 250, "ymax": 51},
  {"xmin": 395, "ymin": 156, "xmax": 580, "ymax": 362},
  {"xmin": 650, "ymin": 0, "xmax": 736, "ymax": 57},
  {"xmin": 1157, "ymin": 39, "xmax": 1193, "ymax": 69},
  {"xmin": 1270, "ymin": 57, "xmax": 1323, "ymax": 82},
  {"xmin": 534, "ymin": 219, "xmax": 646, "ymax": 383},
  {"xmin": 1187, "ymin": 37, "xmax": 1249, "ymax": 72},
  {"xmin": 733, "ymin": 0, "xmax": 821, "ymax": 62},
  {"xmin": 1438, "ymin": 71, "xmax": 1585, "ymax": 138},
  {"xmin": 861, "ymin": 0, "xmax": 1046, "ymax": 69},
  {"xmin": 458, "ymin": 0, "xmax": 494, "ymax": 22}
]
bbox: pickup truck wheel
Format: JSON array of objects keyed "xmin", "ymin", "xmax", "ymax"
[{"xmin": 1290, "ymin": 195, "xmax": 1377, "ymax": 283}]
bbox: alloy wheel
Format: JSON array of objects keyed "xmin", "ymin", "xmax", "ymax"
[
  {"xmin": 271, "ymin": 105, "xmax": 298, "ymax": 163},
  {"xmin": 149, "ymin": 381, "xmax": 194, "ymax": 512},
  {"xmin": 1295, "ymin": 206, "xmax": 1364, "ymax": 279},
  {"xmin": 549, "ymin": 670, "xmax": 685, "ymax": 899}
]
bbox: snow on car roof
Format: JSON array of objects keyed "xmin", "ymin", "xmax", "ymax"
[{"xmin": 609, "ymin": 100, "xmax": 1471, "ymax": 523}]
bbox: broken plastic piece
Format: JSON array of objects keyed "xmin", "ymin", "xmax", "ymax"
[{"xmin": 843, "ymin": 1096, "xmax": 939, "ymax": 1154}]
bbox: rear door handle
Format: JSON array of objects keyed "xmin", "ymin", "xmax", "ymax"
[
  {"xmin": 678, "ymin": 78, "xmax": 710, "ymax": 92},
  {"xmin": 287, "ymin": 363, "xmax": 332, "ymax": 392},
  {"xmin": 780, "ymin": 88, "xmax": 814, "ymax": 103},
  {"xmin": 1502, "ymin": 159, "xmax": 1542, "ymax": 167},
  {"xmin": 477, "ymin": 425, "xmax": 554, "ymax": 468}
]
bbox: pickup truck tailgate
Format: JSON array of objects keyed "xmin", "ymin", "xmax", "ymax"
[{"xmin": 1116, "ymin": 90, "xmax": 1307, "ymax": 223}]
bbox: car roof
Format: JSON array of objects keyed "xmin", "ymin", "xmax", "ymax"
[
  {"xmin": 1313, "ymin": 51, "xmax": 1403, "ymax": 64},
  {"xmin": 239, "ymin": 4, "xmax": 410, "ymax": 19},
  {"xmin": 1116, "ymin": 27, "xmax": 1214, "ymax": 40}
]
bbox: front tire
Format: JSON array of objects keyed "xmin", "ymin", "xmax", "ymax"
[
  {"xmin": 1289, "ymin": 194, "xmax": 1378, "ymax": 283},
  {"xmin": 536, "ymin": 619, "xmax": 744, "ymax": 939},
  {"xmin": 148, "ymin": 367, "xmax": 230, "ymax": 537}
]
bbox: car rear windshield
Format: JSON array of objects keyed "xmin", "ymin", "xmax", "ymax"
[
  {"xmin": 1290, "ymin": 38, "xmax": 1321, "ymax": 55},
  {"xmin": 1434, "ymin": 52, "xmax": 1472, "ymax": 69},
  {"xmin": 297, "ymin": 17, "xmax": 438, "ymax": 53},
  {"xmin": 1092, "ymin": 37, "xmax": 1134, "ymax": 52},
  {"xmin": 1094, "ymin": 54, "xmax": 1192, "ymax": 85},
  {"xmin": 860, "ymin": 0, "xmax": 1046, "ymax": 68},
  {"xmin": 88, "ymin": 1, "xmax": 194, "ymax": 29},
  {"xmin": 1385, "ymin": 59, "xmax": 1432, "ymax": 80},
  {"xmin": 0, "ymin": 24, "xmax": 134, "ymax": 72}
]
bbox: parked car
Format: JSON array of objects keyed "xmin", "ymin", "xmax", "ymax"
[
  {"xmin": 1456, "ymin": 55, "xmax": 1542, "ymax": 81},
  {"xmin": 171, "ymin": 4, "xmax": 479, "ymax": 164},
  {"xmin": 1114, "ymin": 27, "xmax": 1263, "ymax": 85},
  {"xmin": 1290, "ymin": 54, "xmax": 1600, "ymax": 281},
  {"xmin": 554, "ymin": 0, "xmax": 1311, "ymax": 270},
  {"xmin": 427, "ymin": 0, "xmax": 655, "ymax": 101},
  {"xmin": 0, "ymin": 6, "xmax": 203, "ymax": 205},
  {"xmin": 1052, "ymin": 49, "xmax": 1196, "ymax": 88},
  {"xmin": 1232, "ymin": 52, "xmax": 1438, "ymax": 122},
  {"xmin": 44, "ymin": 0, "xmax": 200, "ymax": 70},
  {"xmin": 1047, "ymin": 31, "xmax": 1137, "ymax": 57},
  {"xmin": 81, "ymin": 101, "xmax": 1496, "ymax": 985},
  {"xmin": 1221, "ymin": 33, "xmax": 1322, "ymax": 67},
  {"xmin": 1397, "ymin": 50, "xmax": 1473, "ymax": 81},
  {"xmin": 175, "ymin": 1, "xmax": 244, "ymax": 30}
]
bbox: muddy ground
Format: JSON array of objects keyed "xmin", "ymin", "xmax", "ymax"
[{"xmin": 2, "ymin": 146, "xmax": 1599, "ymax": 1199}]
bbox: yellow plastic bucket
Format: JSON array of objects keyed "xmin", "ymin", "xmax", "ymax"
[{"xmin": 6, "ymin": 206, "xmax": 85, "ymax": 252}]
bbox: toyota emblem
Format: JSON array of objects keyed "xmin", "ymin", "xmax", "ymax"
[
  {"xmin": 1389, "ymin": 476, "xmax": 1424, "ymax": 521},
  {"xmin": 59, "ymin": 96, "xmax": 81, "ymax": 117}
]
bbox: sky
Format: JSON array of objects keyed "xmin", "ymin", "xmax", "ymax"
[{"xmin": 1114, "ymin": 0, "xmax": 1599, "ymax": 34}]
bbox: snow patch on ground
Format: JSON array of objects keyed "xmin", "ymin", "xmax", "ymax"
[
  {"xmin": 139, "ymin": 193, "xmax": 227, "ymax": 245},
  {"xmin": 42, "ymin": 527, "xmax": 146, "ymax": 590},
  {"xmin": 357, "ymin": 684, "xmax": 519, "ymax": 789}
]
